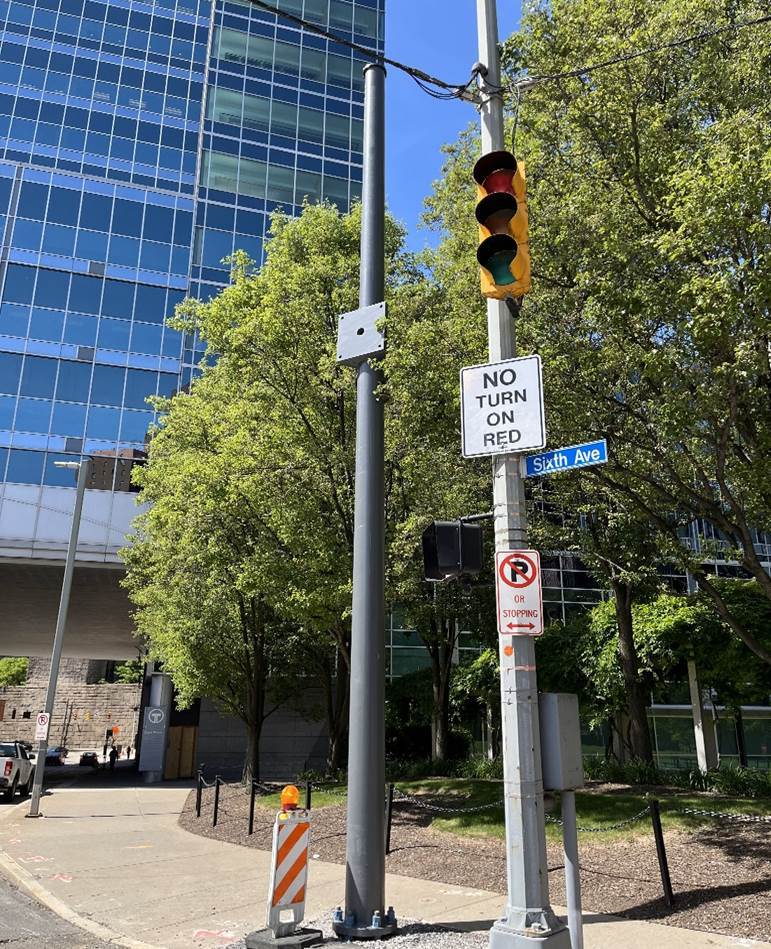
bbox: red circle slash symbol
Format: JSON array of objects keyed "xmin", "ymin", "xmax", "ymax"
[{"xmin": 498, "ymin": 553, "xmax": 538, "ymax": 589}]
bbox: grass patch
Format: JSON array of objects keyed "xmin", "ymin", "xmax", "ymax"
[
  {"xmin": 393, "ymin": 779, "xmax": 771, "ymax": 841},
  {"xmin": 252, "ymin": 785, "xmax": 348, "ymax": 811}
]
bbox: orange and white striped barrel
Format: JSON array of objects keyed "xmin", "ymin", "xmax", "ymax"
[{"xmin": 266, "ymin": 807, "xmax": 311, "ymax": 938}]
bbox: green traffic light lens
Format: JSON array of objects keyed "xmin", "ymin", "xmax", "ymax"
[
  {"xmin": 485, "ymin": 251, "xmax": 517, "ymax": 285},
  {"xmin": 477, "ymin": 234, "xmax": 518, "ymax": 286}
]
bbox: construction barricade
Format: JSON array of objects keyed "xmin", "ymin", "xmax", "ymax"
[{"xmin": 246, "ymin": 785, "xmax": 323, "ymax": 949}]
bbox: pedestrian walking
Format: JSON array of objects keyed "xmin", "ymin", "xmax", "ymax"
[{"xmin": 109, "ymin": 746, "xmax": 118, "ymax": 770}]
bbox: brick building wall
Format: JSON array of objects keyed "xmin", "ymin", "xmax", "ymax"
[{"xmin": 0, "ymin": 657, "xmax": 141, "ymax": 753}]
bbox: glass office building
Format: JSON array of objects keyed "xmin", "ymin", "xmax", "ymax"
[{"xmin": 0, "ymin": 0, "xmax": 380, "ymax": 492}]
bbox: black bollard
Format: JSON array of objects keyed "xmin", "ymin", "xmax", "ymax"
[
  {"xmin": 650, "ymin": 799, "xmax": 674, "ymax": 907},
  {"xmin": 249, "ymin": 780, "xmax": 257, "ymax": 835},
  {"xmin": 385, "ymin": 782, "xmax": 394, "ymax": 856},
  {"xmin": 213, "ymin": 775, "xmax": 221, "ymax": 828}
]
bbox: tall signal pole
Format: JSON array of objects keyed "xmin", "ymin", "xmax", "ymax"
[
  {"xmin": 475, "ymin": 2, "xmax": 570, "ymax": 947},
  {"xmin": 334, "ymin": 61, "xmax": 397, "ymax": 941}
]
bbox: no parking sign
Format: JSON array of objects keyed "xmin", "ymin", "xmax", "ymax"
[
  {"xmin": 495, "ymin": 550, "xmax": 544, "ymax": 636},
  {"xmin": 35, "ymin": 712, "xmax": 50, "ymax": 741}
]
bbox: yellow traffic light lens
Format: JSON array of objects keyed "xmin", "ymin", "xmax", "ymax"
[
  {"xmin": 476, "ymin": 192, "xmax": 517, "ymax": 234},
  {"xmin": 280, "ymin": 784, "xmax": 301, "ymax": 809}
]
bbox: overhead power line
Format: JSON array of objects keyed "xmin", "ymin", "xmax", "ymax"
[
  {"xmin": 244, "ymin": 0, "xmax": 475, "ymax": 99},
  {"xmin": 515, "ymin": 14, "xmax": 771, "ymax": 88},
  {"xmin": 242, "ymin": 2, "xmax": 770, "ymax": 102}
]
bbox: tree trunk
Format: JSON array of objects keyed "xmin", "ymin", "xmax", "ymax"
[
  {"xmin": 734, "ymin": 707, "xmax": 748, "ymax": 768},
  {"xmin": 325, "ymin": 648, "xmax": 349, "ymax": 774},
  {"xmin": 243, "ymin": 717, "xmax": 262, "ymax": 783},
  {"xmin": 242, "ymin": 601, "xmax": 267, "ymax": 783},
  {"xmin": 612, "ymin": 578, "xmax": 653, "ymax": 763},
  {"xmin": 429, "ymin": 621, "xmax": 453, "ymax": 762},
  {"xmin": 432, "ymin": 673, "xmax": 450, "ymax": 761}
]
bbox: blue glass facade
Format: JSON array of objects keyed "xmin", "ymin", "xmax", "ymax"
[{"xmin": 0, "ymin": 0, "xmax": 381, "ymax": 489}]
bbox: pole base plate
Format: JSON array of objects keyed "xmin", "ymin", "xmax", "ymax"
[
  {"xmin": 489, "ymin": 919, "xmax": 572, "ymax": 949},
  {"xmin": 332, "ymin": 921, "xmax": 398, "ymax": 941},
  {"xmin": 245, "ymin": 928, "xmax": 324, "ymax": 948}
]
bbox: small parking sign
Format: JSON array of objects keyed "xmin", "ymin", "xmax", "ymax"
[{"xmin": 35, "ymin": 712, "xmax": 50, "ymax": 741}]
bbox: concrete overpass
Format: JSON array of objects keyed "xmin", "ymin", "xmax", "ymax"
[{"xmin": 0, "ymin": 482, "xmax": 142, "ymax": 659}]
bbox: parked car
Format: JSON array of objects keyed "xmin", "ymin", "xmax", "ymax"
[
  {"xmin": 0, "ymin": 741, "xmax": 35, "ymax": 800},
  {"xmin": 79, "ymin": 752, "xmax": 99, "ymax": 768},
  {"xmin": 45, "ymin": 746, "xmax": 68, "ymax": 766}
]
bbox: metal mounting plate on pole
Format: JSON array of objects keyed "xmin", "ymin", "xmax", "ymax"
[{"xmin": 336, "ymin": 301, "xmax": 386, "ymax": 366}]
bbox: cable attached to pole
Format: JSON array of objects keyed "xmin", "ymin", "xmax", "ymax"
[{"xmin": 245, "ymin": 0, "xmax": 475, "ymax": 99}]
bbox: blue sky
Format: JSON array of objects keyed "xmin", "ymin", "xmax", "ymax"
[{"xmin": 384, "ymin": 1, "xmax": 522, "ymax": 250}]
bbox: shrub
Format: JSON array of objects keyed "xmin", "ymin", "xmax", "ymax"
[
  {"xmin": 583, "ymin": 756, "xmax": 771, "ymax": 799},
  {"xmin": 0, "ymin": 657, "xmax": 28, "ymax": 687},
  {"xmin": 456, "ymin": 756, "xmax": 504, "ymax": 780}
]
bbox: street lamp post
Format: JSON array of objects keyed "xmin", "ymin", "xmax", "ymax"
[{"xmin": 28, "ymin": 457, "xmax": 91, "ymax": 818}]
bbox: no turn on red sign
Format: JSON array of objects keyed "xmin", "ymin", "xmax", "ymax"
[{"xmin": 495, "ymin": 550, "xmax": 544, "ymax": 636}]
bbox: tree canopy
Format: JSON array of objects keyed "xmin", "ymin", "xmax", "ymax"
[{"xmin": 425, "ymin": 0, "xmax": 771, "ymax": 663}]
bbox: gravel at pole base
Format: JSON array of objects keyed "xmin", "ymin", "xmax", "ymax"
[{"xmin": 224, "ymin": 915, "xmax": 490, "ymax": 948}]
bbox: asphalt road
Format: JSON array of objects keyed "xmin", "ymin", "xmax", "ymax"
[{"xmin": 0, "ymin": 874, "xmax": 110, "ymax": 948}]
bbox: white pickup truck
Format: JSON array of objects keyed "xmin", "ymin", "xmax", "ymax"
[{"xmin": 0, "ymin": 741, "xmax": 35, "ymax": 801}]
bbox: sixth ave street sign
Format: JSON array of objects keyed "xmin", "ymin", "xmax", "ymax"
[{"xmin": 461, "ymin": 355, "xmax": 546, "ymax": 458}]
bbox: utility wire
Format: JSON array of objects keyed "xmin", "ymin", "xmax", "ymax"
[
  {"xmin": 516, "ymin": 13, "xmax": 771, "ymax": 87},
  {"xmin": 243, "ymin": 2, "xmax": 770, "ymax": 104},
  {"xmin": 244, "ymin": 0, "xmax": 475, "ymax": 99}
]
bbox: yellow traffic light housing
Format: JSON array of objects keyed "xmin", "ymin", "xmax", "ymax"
[{"xmin": 473, "ymin": 150, "xmax": 530, "ymax": 300}]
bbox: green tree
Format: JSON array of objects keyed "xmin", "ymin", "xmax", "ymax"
[
  {"xmin": 125, "ymin": 203, "xmax": 411, "ymax": 776},
  {"xmin": 451, "ymin": 648, "xmax": 501, "ymax": 756},
  {"xmin": 111, "ymin": 659, "xmax": 144, "ymax": 684},
  {"xmin": 421, "ymin": 0, "xmax": 771, "ymax": 699},
  {"xmin": 530, "ymin": 476, "xmax": 676, "ymax": 759},
  {"xmin": 498, "ymin": 0, "xmax": 771, "ymax": 661},
  {"xmin": 0, "ymin": 657, "xmax": 28, "ymax": 687},
  {"xmin": 537, "ymin": 581, "xmax": 771, "ymax": 759},
  {"xmin": 385, "ymin": 279, "xmax": 495, "ymax": 760}
]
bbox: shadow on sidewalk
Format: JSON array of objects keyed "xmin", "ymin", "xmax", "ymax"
[{"xmin": 619, "ymin": 876, "xmax": 771, "ymax": 921}]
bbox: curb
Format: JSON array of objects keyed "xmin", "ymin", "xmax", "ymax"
[{"xmin": 0, "ymin": 823, "xmax": 164, "ymax": 949}]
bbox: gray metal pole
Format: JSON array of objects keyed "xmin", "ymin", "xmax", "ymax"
[
  {"xmin": 336, "ymin": 62, "xmax": 395, "ymax": 940},
  {"xmin": 561, "ymin": 790, "xmax": 584, "ymax": 949},
  {"xmin": 476, "ymin": 2, "xmax": 569, "ymax": 946},
  {"xmin": 28, "ymin": 457, "xmax": 91, "ymax": 818}
]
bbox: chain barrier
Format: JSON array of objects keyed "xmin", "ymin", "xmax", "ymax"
[
  {"xmin": 545, "ymin": 804, "xmax": 651, "ymax": 833},
  {"xmin": 310, "ymin": 783, "xmax": 348, "ymax": 798},
  {"xmin": 391, "ymin": 787, "xmax": 503, "ymax": 814},
  {"xmin": 198, "ymin": 778, "xmax": 771, "ymax": 831},
  {"xmin": 674, "ymin": 806, "xmax": 771, "ymax": 824}
]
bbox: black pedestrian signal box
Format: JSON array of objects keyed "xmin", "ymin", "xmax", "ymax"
[{"xmin": 422, "ymin": 520, "xmax": 483, "ymax": 581}]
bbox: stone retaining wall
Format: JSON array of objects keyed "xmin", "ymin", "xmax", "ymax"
[{"xmin": 0, "ymin": 673, "xmax": 141, "ymax": 752}]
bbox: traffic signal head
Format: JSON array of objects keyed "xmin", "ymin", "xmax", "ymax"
[
  {"xmin": 422, "ymin": 520, "xmax": 483, "ymax": 582},
  {"xmin": 473, "ymin": 150, "xmax": 530, "ymax": 300}
]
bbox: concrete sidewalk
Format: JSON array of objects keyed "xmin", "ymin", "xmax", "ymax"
[{"xmin": 0, "ymin": 783, "xmax": 767, "ymax": 949}]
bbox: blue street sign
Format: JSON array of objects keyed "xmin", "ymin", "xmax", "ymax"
[{"xmin": 525, "ymin": 439, "xmax": 608, "ymax": 477}]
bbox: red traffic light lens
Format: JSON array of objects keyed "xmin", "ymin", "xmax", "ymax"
[
  {"xmin": 473, "ymin": 150, "xmax": 518, "ymax": 191},
  {"xmin": 477, "ymin": 234, "xmax": 517, "ymax": 286},
  {"xmin": 475, "ymin": 192, "xmax": 517, "ymax": 234}
]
